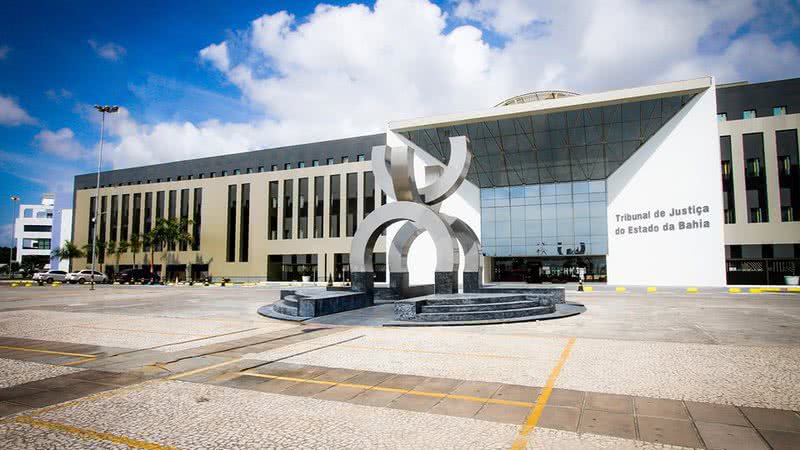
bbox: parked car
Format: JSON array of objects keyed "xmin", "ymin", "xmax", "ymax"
[
  {"xmin": 65, "ymin": 270, "xmax": 108, "ymax": 284},
  {"xmin": 32, "ymin": 270, "xmax": 68, "ymax": 283},
  {"xmin": 114, "ymin": 268, "xmax": 160, "ymax": 284}
]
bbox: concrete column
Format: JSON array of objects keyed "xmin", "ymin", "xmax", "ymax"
[
  {"xmin": 730, "ymin": 131, "xmax": 748, "ymax": 225},
  {"xmin": 763, "ymin": 129, "xmax": 783, "ymax": 224}
]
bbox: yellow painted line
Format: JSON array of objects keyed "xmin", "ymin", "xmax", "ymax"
[
  {"xmin": 646, "ymin": 287, "xmax": 657, "ymax": 293},
  {"xmin": 510, "ymin": 337, "xmax": 576, "ymax": 450},
  {"xmin": 788, "ymin": 287, "xmax": 800, "ymax": 293},
  {"xmin": 0, "ymin": 345, "xmax": 97, "ymax": 359},
  {"xmin": 338, "ymin": 344, "xmax": 529, "ymax": 360},
  {"xmin": 728, "ymin": 287, "xmax": 741, "ymax": 293},
  {"xmin": 749, "ymin": 288, "xmax": 762, "ymax": 293},
  {"xmin": 166, "ymin": 357, "xmax": 243, "ymax": 380},
  {"xmin": 761, "ymin": 287, "xmax": 781, "ymax": 292},
  {"xmin": 15, "ymin": 416, "xmax": 181, "ymax": 450},
  {"xmin": 615, "ymin": 287, "xmax": 626, "ymax": 292},
  {"xmin": 62, "ymin": 357, "xmax": 99, "ymax": 366},
  {"xmin": 686, "ymin": 287, "xmax": 699, "ymax": 293},
  {"xmin": 582, "ymin": 286, "xmax": 593, "ymax": 292},
  {"xmin": 239, "ymin": 372, "xmax": 536, "ymax": 408}
]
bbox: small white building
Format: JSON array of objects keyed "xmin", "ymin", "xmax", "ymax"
[{"xmin": 14, "ymin": 194, "xmax": 55, "ymax": 268}]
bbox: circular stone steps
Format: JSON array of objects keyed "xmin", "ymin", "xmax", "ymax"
[
  {"xmin": 415, "ymin": 304, "xmax": 556, "ymax": 322},
  {"xmin": 420, "ymin": 299, "xmax": 543, "ymax": 313}
]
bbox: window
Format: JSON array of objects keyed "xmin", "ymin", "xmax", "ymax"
[
  {"xmin": 780, "ymin": 155, "xmax": 791, "ymax": 176},
  {"xmin": 342, "ymin": 156, "xmax": 349, "ymax": 163},
  {"xmin": 199, "ymin": 174, "xmax": 204, "ymax": 179},
  {"xmin": 364, "ymin": 171, "xmax": 375, "ymax": 218},
  {"xmin": 180, "ymin": 189, "xmax": 189, "ymax": 251},
  {"xmin": 226, "ymin": 185, "xmax": 236, "ymax": 262},
  {"xmin": 346, "ymin": 173, "xmax": 358, "ymax": 237},
  {"xmin": 192, "ymin": 188, "xmax": 202, "ymax": 250},
  {"xmin": 283, "ymin": 180, "xmax": 293, "ymax": 239},
  {"xmin": 166, "ymin": 177, "xmax": 172, "ymax": 182},
  {"xmin": 271, "ymin": 165, "xmax": 278, "ymax": 171},
  {"xmin": 109, "ymin": 195, "xmax": 118, "ymax": 242},
  {"xmin": 357, "ymin": 154, "xmax": 365, "ymax": 161},
  {"xmin": 327, "ymin": 158, "xmax": 335, "ymax": 165},
  {"xmin": 774, "ymin": 106, "xmax": 786, "ymax": 116},
  {"xmin": 743, "ymin": 110, "xmax": 756, "ymax": 119},
  {"xmin": 233, "ymin": 169, "xmax": 241, "ymax": 175},
  {"xmin": 717, "ymin": 113, "xmax": 727, "ymax": 122},
  {"xmin": 777, "ymin": 129, "xmax": 799, "ymax": 222},
  {"xmin": 782, "ymin": 207, "xmax": 794, "ymax": 222},
  {"xmin": 23, "ymin": 225, "xmax": 52, "ymax": 232},
  {"xmin": 721, "ymin": 161, "xmax": 732, "ymax": 180},
  {"xmin": 210, "ymin": 172, "xmax": 216, "ymax": 178},
  {"xmin": 258, "ymin": 166, "xmax": 265, "ymax": 172},
  {"xmin": 177, "ymin": 176, "xmax": 182, "ymax": 181},
  {"xmin": 314, "ymin": 176, "xmax": 324, "ymax": 238},
  {"xmin": 268, "ymin": 181, "xmax": 279, "ymax": 240},
  {"xmin": 221, "ymin": 170, "xmax": 228, "ymax": 176},
  {"xmin": 312, "ymin": 160, "xmax": 319, "ymax": 167},
  {"xmin": 144, "ymin": 193, "xmax": 152, "ymax": 249},
  {"xmin": 121, "ymin": 194, "xmax": 129, "ymax": 241},
  {"xmin": 298, "ymin": 161, "xmax": 305, "ymax": 168},
  {"xmin": 330, "ymin": 174, "xmax": 340, "ymax": 238},
  {"xmin": 749, "ymin": 207, "xmax": 765, "ymax": 223},
  {"xmin": 246, "ymin": 168, "xmax": 253, "ymax": 174},
  {"xmin": 284, "ymin": 163, "xmax": 291, "ymax": 170},
  {"xmin": 240, "ymin": 183, "xmax": 250, "ymax": 262},
  {"xmin": 297, "ymin": 178, "xmax": 308, "ymax": 239},
  {"xmin": 744, "ymin": 133, "xmax": 768, "ymax": 223},
  {"xmin": 132, "ymin": 193, "xmax": 141, "ymax": 237},
  {"xmin": 746, "ymin": 158, "xmax": 761, "ymax": 177}
]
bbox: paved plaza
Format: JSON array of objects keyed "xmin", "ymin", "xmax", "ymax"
[{"xmin": 0, "ymin": 284, "xmax": 798, "ymax": 449}]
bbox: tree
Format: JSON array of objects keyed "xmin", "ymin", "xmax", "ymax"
[
  {"xmin": 147, "ymin": 218, "xmax": 193, "ymax": 278},
  {"xmin": 82, "ymin": 240, "xmax": 106, "ymax": 273},
  {"xmin": 52, "ymin": 241, "xmax": 85, "ymax": 272},
  {"xmin": 128, "ymin": 234, "xmax": 142, "ymax": 269},
  {"xmin": 108, "ymin": 240, "xmax": 129, "ymax": 275}
]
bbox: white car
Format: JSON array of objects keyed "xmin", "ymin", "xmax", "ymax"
[
  {"xmin": 65, "ymin": 270, "xmax": 108, "ymax": 284},
  {"xmin": 32, "ymin": 270, "xmax": 68, "ymax": 283}
]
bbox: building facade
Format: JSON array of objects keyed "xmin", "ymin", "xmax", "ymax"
[
  {"xmin": 71, "ymin": 77, "xmax": 800, "ymax": 286},
  {"xmin": 14, "ymin": 194, "xmax": 55, "ymax": 268}
]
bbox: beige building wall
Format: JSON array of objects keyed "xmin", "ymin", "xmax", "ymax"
[
  {"xmin": 73, "ymin": 161, "xmax": 386, "ymax": 281},
  {"xmin": 718, "ymin": 113, "xmax": 800, "ymax": 245}
]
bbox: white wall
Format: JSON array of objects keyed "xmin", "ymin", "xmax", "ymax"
[
  {"xmin": 606, "ymin": 86, "xmax": 727, "ymax": 286},
  {"xmin": 57, "ymin": 209, "xmax": 73, "ymax": 271},
  {"xmin": 385, "ymin": 130, "xmax": 481, "ymax": 286}
]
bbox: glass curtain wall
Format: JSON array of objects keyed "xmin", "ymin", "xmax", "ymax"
[
  {"xmin": 743, "ymin": 133, "xmax": 768, "ymax": 222},
  {"xmin": 777, "ymin": 129, "xmax": 799, "ymax": 221},
  {"xmin": 720, "ymin": 136, "xmax": 736, "ymax": 223}
]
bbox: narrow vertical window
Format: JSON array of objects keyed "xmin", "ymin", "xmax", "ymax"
[
  {"xmin": 87, "ymin": 196, "xmax": 96, "ymax": 262},
  {"xmin": 363, "ymin": 171, "xmax": 375, "ymax": 218},
  {"xmin": 346, "ymin": 172, "xmax": 357, "ymax": 236},
  {"xmin": 192, "ymin": 188, "xmax": 201, "ymax": 250},
  {"xmin": 180, "ymin": 189, "xmax": 189, "ymax": 250},
  {"xmin": 314, "ymin": 176, "xmax": 324, "ymax": 238},
  {"xmin": 720, "ymin": 136, "xmax": 735, "ymax": 224},
  {"xmin": 298, "ymin": 178, "xmax": 308, "ymax": 239},
  {"xmin": 330, "ymin": 174, "xmax": 340, "ymax": 238},
  {"xmin": 283, "ymin": 179, "xmax": 293, "ymax": 239},
  {"xmin": 167, "ymin": 190, "xmax": 176, "ymax": 250},
  {"xmin": 777, "ymin": 129, "xmax": 799, "ymax": 222},
  {"xmin": 155, "ymin": 191, "xmax": 165, "ymax": 250},
  {"xmin": 144, "ymin": 193, "xmax": 152, "ymax": 250},
  {"xmin": 743, "ymin": 133, "xmax": 768, "ymax": 223},
  {"xmin": 226, "ymin": 185, "xmax": 236, "ymax": 262},
  {"xmin": 239, "ymin": 183, "xmax": 250, "ymax": 262},
  {"xmin": 120, "ymin": 194, "xmax": 129, "ymax": 241},
  {"xmin": 268, "ymin": 181, "xmax": 278, "ymax": 240},
  {"xmin": 132, "ymin": 193, "xmax": 141, "ymax": 237},
  {"xmin": 99, "ymin": 196, "xmax": 107, "ymax": 263},
  {"xmin": 109, "ymin": 195, "xmax": 118, "ymax": 242}
]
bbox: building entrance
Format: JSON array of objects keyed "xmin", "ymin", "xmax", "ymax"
[{"xmin": 492, "ymin": 256, "xmax": 607, "ymax": 283}]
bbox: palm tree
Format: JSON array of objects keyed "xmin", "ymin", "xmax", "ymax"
[
  {"xmin": 148, "ymin": 218, "xmax": 193, "ymax": 279},
  {"xmin": 82, "ymin": 240, "xmax": 106, "ymax": 273},
  {"xmin": 51, "ymin": 241, "xmax": 85, "ymax": 272},
  {"xmin": 105, "ymin": 240, "xmax": 117, "ymax": 275},
  {"xmin": 128, "ymin": 234, "xmax": 142, "ymax": 269},
  {"xmin": 109, "ymin": 240, "xmax": 128, "ymax": 276}
]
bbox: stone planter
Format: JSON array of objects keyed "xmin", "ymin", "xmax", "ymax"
[{"xmin": 785, "ymin": 275, "xmax": 799, "ymax": 286}]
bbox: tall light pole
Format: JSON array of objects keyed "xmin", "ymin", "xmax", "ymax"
[
  {"xmin": 8, "ymin": 196, "xmax": 20, "ymax": 279},
  {"xmin": 90, "ymin": 105, "xmax": 119, "ymax": 291}
]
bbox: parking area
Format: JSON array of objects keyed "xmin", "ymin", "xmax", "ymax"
[{"xmin": 0, "ymin": 284, "xmax": 799, "ymax": 449}]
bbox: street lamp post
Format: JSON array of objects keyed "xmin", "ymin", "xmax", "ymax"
[
  {"xmin": 90, "ymin": 105, "xmax": 119, "ymax": 291},
  {"xmin": 8, "ymin": 196, "xmax": 20, "ymax": 279}
]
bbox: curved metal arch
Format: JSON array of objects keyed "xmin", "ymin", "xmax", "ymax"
[
  {"xmin": 389, "ymin": 214, "xmax": 481, "ymax": 274},
  {"xmin": 350, "ymin": 201, "xmax": 459, "ymax": 274},
  {"xmin": 418, "ymin": 136, "xmax": 472, "ymax": 205}
]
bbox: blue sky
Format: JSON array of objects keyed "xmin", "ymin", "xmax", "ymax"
[{"xmin": 1, "ymin": 0, "xmax": 798, "ymax": 247}]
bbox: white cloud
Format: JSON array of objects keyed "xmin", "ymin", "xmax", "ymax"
[
  {"xmin": 0, "ymin": 95, "xmax": 36, "ymax": 126},
  {"xmin": 88, "ymin": 39, "xmax": 126, "ymax": 61},
  {"xmin": 100, "ymin": 0, "xmax": 799, "ymax": 169},
  {"xmin": 0, "ymin": 45, "xmax": 10, "ymax": 60},
  {"xmin": 34, "ymin": 128, "xmax": 93, "ymax": 160},
  {"xmin": 45, "ymin": 88, "xmax": 73, "ymax": 101}
]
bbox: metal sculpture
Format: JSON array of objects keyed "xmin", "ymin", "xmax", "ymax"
[{"xmin": 350, "ymin": 136, "xmax": 481, "ymax": 297}]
